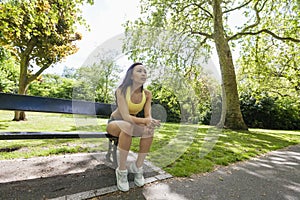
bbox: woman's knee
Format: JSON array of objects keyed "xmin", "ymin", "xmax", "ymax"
[
  {"xmin": 107, "ymin": 121, "xmax": 133, "ymax": 136},
  {"xmin": 141, "ymin": 135, "xmax": 154, "ymax": 141},
  {"xmin": 106, "ymin": 123, "xmax": 121, "ymax": 137}
]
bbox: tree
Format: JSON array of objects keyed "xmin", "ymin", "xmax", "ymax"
[
  {"xmin": 236, "ymin": 26, "xmax": 299, "ymax": 130},
  {"xmin": 123, "ymin": 0, "xmax": 299, "ymax": 130},
  {"xmin": 28, "ymin": 73, "xmax": 76, "ymax": 99},
  {"xmin": 235, "ymin": 1, "xmax": 299, "ymax": 129},
  {"xmin": 0, "ymin": 0, "xmax": 94, "ymax": 120},
  {"xmin": 62, "ymin": 66, "xmax": 76, "ymax": 79},
  {"xmin": 74, "ymin": 49, "xmax": 121, "ymax": 103}
]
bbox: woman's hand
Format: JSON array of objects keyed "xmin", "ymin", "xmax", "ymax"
[
  {"xmin": 151, "ymin": 118, "xmax": 161, "ymax": 128},
  {"xmin": 144, "ymin": 117, "xmax": 161, "ymax": 128}
]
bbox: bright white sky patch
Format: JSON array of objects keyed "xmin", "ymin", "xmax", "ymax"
[{"xmin": 46, "ymin": 0, "xmax": 140, "ymax": 74}]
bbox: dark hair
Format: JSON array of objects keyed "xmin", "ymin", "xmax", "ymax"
[{"xmin": 118, "ymin": 62, "xmax": 144, "ymax": 96}]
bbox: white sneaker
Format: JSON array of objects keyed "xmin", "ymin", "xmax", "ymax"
[
  {"xmin": 115, "ymin": 168, "xmax": 129, "ymax": 192},
  {"xmin": 129, "ymin": 162, "xmax": 145, "ymax": 187}
]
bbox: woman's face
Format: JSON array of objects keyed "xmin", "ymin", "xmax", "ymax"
[{"xmin": 131, "ymin": 65, "xmax": 147, "ymax": 85}]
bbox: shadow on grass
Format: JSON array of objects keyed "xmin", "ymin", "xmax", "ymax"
[
  {"xmin": 159, "ymin": 127, "xmax": 300, "ymax": 177},
  {"xmin": 0, "ymin": 120, "xmax": 10, "ymax": 130},
  {"xmin": 0, "ymin": 138, "xmax": 108, "ymax": 160},
  {"xmin": 0, "ymin": 146, "xmax": 22, "ymax": 152},
  {"xmin": 205, "ymin": 130, "xmax": 299, "ymax": 164}
]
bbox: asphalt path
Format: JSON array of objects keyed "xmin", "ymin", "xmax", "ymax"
[
  {"xmin": 97, "ymin": 144, "xmax": 300, "ymax": 200},
  {"xmin": 0, "ymin": 152, "xmax": 169, "ymax": 200}
]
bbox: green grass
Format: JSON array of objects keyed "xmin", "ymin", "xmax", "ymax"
[
  {"xmin": 151, "ymin": 126, "xmax": 300, "ymax": 176},
  {"xmin": 1, "ymin": 110, "xmax": 300, "ymax": 177},
  {"xmin": 0, "ymin": 111, "xmax": 109, "ymax": 159}
]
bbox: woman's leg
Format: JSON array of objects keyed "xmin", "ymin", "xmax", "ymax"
[
  {"xmin": 118, "ymin": 131, "xmax": 132, "ymax": 170},
  {"xmin": 131, "ymin": 124, "xmax": 155, "ymax": 168},
  {"xmin": 136, "ymin": 136, "xmax": 153, "ymax": 168},
  {"xmin": 107, "ymin": 121, "xmax": 133, "ymax": 170}
]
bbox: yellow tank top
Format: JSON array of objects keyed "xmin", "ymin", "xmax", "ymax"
[{"xmin": 126, "ymin": 86, "xmax": 146, "ymax": 115}]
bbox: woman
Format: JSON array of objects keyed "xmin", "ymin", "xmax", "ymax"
[{"xmin": 106, "ymin": 62, "xmax": 160, "ymax": 192}]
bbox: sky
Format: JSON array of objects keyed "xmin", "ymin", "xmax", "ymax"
[{"xmin": 46, "ymin": 0, "xmax": 140, "ymax": 74}]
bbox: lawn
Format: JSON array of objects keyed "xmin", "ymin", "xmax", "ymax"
[{"xmin": 1, "ymin": 110, "xmax": 299, "ymax": 177}]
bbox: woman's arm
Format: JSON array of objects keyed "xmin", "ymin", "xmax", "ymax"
[
  {"xmin": 143, "ymin": 90, "xmax": 161, "ymax": 128},
  {"xmin": 143, "ymin": 89, "xmax": 152, "ymax": 118}
]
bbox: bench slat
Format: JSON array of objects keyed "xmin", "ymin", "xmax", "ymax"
[
  {"xmin": 0, "ymin": 132, "xmax": 117, "ymax": 140},
  {"xmin": 0, "ymin": 92, "xmax": 115, "ymax": 117}
]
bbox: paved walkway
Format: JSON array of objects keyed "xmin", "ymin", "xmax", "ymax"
[
  {"xmin": 98, "ymin": 144, "xmax": 300, "ymax": 200},
  {"xmin": 0, "ymin": 151, "xmax": 171, "ymax": 200},
  {"xmin": 0, "ymin": 145, "xmax": 299, "ymax": 200}
]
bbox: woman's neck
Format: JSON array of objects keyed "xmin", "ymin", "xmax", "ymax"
[{"xmin": 131, "ymin": 83, "xmax": 142, "ymax": 93}]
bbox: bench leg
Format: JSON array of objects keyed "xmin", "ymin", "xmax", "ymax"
[
  {"xmin": 112, "ymin": 138, "xmax": 118, "ymax": 168},
  {"xmin": 106, "ymin": 137, "xmax": 119, "ymax": 168}
]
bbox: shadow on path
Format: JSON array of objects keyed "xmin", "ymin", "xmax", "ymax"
[
  {"xmin": 0, "ymin": 152, "xmax": 165, "ymax": 200},
  {"xmin": 98, "ymin": 144, "xmax": 300, "ymax": 200}
]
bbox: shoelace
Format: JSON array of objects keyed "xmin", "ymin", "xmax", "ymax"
[
  {"xmin": 135, "ymin": 168, "xmax": 143, "ymax": 178},
  {"xmin": 118, "ymin": 171, "xmax": 128, "ymax": 183}
]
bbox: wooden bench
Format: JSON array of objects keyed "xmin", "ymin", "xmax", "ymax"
[{"xmin": 0, "ymin": 92, "xmax": 119, "ymax": 167}]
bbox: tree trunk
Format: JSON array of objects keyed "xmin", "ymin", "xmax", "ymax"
[
  {"xmin": 213, "ymin": 0, "xmax": 248, "ymax": 130},
  {"xmin": 13, "ymin": 54, "xmax": 29, "ymax": 121}
]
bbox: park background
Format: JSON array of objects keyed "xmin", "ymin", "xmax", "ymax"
[{"xmin": 0, "ymin": 0, "xmax": 299, "ymax": 177}]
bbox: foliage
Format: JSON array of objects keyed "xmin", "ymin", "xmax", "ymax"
[
  {"xmin": 236, "ymin": 5, "xmax": 299, "ymax": 130},
  {"xmin": 28, "ymin": 74, "xmax": 75, "ymax": 99},
  {"xmin": 147, "ymin": 67, "xmax": 220, "ymax": 124},
  {"xmin": 0, "ymin": 0, "xmax": 94, "ymax": 95},
  {"xmin": 201, "ymin": 94, "xmax": 222, "ymax": 126},
  {"xmin": 61, "ymin": 66, "xmax": 77, "ymax": 79},
  {"xmin": 237, "ymin": 36, "xmax": 299, "ymax": 99},
  {"xmin": 0, "ymin": 47, "xmax": 19, "ymax": 93},
  {"xmin": 28, "ymin": 50, "xmax": 123, "ymax": 103},
  {"xmin": 240, "ymin": 91, "xmax": 300, "ymax": 130},
  {"xmin": 147, "ymin": 83, "xmax": 181, "ymax": 122},
  {"xmin": 122, "ymin": 1, "xmax": 254, "ymax": 129},
  {"xmin": 201, "ymin": 90, "xmax": 300, "ymax": 130}
]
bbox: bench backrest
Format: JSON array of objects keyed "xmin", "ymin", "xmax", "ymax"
[
  {"xmin": 0, "ymin": 92, "xmax": 115, "ymax": 118},
  {"xmin": 0, "ymin": 92, "xmax": 119, "ymax": 166}
]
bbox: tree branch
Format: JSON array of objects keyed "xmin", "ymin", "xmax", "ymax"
[
  {"xmin": 22, "ymin": 37, "xmax": 37, "ymax": 58},
  {"xmin": 193, "ymin": 3, "xmax": 213, "ymax": 18},
  {"xmin": 269, "ymin": 89, "xmax": 290, "ymax": 97},
  {"xmin": 187, "ymin": 24, "xmax": 213, "ymax": 39},
  {"xmin": 174, "ymin": 2, "xmax": 213, "ymax": 18},
  {"xmin": 27, "ymin": 65, "xmax": 49, "ymax": 83},
  {"xmin": 191, "ymin": 31, "xmax": 213, "ymax": 39},
  {"xmin": 223, "ymin": 0, "xmax": 254, "ymax": 13},
  {"xmin": 228, "ymin": 0, "xmax": 269, "ymax": 41},
  {"xmin": 229, "ymin": 29, "xmax": 300, "ymax": 42},
  {"xmin": 199, "ymin": 37, "xmax": 209, "ymax": 46}
]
